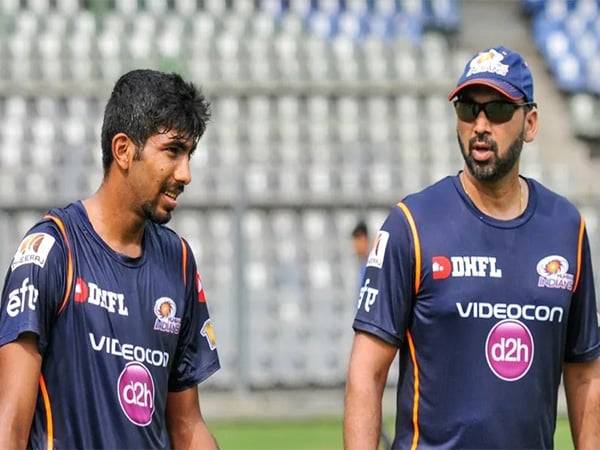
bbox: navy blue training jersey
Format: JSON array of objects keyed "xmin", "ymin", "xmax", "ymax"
[
  {"xmin": 0, "ymin": 202, "xmax": 220, "ymax": 449},
  {"xmin": 353, "ymin": 175, "xmax": 600, "ymax": 450}
]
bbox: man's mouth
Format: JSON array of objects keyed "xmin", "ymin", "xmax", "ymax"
[
  {"xmin": 163, "ymin": 190, "xmax": 179, "ymax": 200},
  {"xmin": 470, "ymin": 141, "xmax": 495, "ymax": 162}
]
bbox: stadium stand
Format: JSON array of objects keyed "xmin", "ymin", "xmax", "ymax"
[
  {"xmin": 0, "ymin": 0, "xmax": 598, "ymax": 402},
  {"xmin": 522, "ymin": 0, "xmax": 600, "ymax": 141}
]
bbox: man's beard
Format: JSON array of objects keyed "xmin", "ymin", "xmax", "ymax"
[
  {"xmin": 142, "ymin": 201, "xmax": 172, "ymax": 225},
  {"xmin": 140, "ymin": 181, "xmax": 184, "ymax": 225},
  {"xmin": 458, "ymin": 130, "xmax": 524, "ymax": 182}
]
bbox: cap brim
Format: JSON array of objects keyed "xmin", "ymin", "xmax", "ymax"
[{"xmin": 447, "ymin": 79, "xmax": 524, "ymax": 101}]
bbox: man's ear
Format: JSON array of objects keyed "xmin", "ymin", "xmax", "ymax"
[
  {"xmin": 112, "ymin": 133, "xmax": 137, "ymax": 171},
  {"xmin": 523, "ymin": 108, "xmax": 538, "ymax": 143}
]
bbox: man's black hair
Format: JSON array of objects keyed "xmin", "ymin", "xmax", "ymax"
[
  {"xmin": 352, "ymin": 221, "xmax": 368, "ymax": 238},
  {"xmin": 101, "ymin": 69, "xmax": 211, "ymax": 175}
]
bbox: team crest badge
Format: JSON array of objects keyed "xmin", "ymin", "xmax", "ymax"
[
  {"xmin": 466, "ymin": 49, "xmax": 509, "ymax": 78},
  {"xmin": 536, "ymin": 255, "xmax": 573, "ymax": 291},
  {"xmin": 153, "ymin": 297, "xmax": 181, "ymax": 335}
]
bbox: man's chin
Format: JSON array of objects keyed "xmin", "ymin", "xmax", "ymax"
[
  {"xmin": 150, "ymin": 213, "xmax": 172, "ymax": 225},
  {"xmin": 142, "ymin": 204, "xmax": 172, "ymax": 225}
]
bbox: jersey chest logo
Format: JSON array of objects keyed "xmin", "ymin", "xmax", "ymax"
[
  {"xmin": 536, "ymin": 255, "xmax": 573, "ymax": 291},
  {"xmin": 74, "ymin": 277, "xmax": 129, "ymax": 316},
  {"xmin": 153, "ymin": 297, "xmax": 181, "ymax": 335},
  {"xmin": 432, "ymin": 255, "xmax": 503, "ymax": 280}
]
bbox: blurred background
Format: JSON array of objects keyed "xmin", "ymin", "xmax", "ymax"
[{"xmin": 0, "ymin": 0, "xmax": 599, "ymax": 448}]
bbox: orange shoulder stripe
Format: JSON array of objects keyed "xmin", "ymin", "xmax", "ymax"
[
  {"xmin": 573, "ymin": 217, "xmax": 585, "ymax": 293},
  {"xmin": 397, "ymin": 202, "xmax": 422, "ymax": 295},
  {"xmin": 39, "ymin": 375, "xmax": 54, "ymax": 450},
  {"xmin": 44, "ymin": 215, "xmax": 74, "ymax": 315}
]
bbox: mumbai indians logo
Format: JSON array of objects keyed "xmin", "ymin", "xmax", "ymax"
[
  {"xmin": 201, "ymin": 319, "xmax": 217, "ymax": 351},
  {"xmin": 153, "ymin": 297, "xmax": 181, "ymax": 335},
  {"xmin": 536, "ymin": 255, "xmax": 573, "ymax": 291},
  {"xmin": 466, "ymin": 49, "xmax": 509, "ymax": 78}
]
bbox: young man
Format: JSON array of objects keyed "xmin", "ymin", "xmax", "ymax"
[
  {"xmin": 0, "ymin": 70, "xmax": 220, "ymax": 449},
  {"xmin": 344, "ymin": 46, "xmax": 600, "ymax": 449}
]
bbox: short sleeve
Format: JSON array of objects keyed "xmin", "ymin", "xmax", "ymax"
[
  {"xmin": 565, "ymin": 229, "xmax": 600, "ymax": 363},
  {"xmin": 168, "ymin": 240, "xmax": 220, "ymax": 391},
  {"xmin": 352, "ymin": 206, "xmax": 416, "ymax": 347},
  {"xmin": 0, "ymin": 221, "xmax": 66, "ymax": 354}
]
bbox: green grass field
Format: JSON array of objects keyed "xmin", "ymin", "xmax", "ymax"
[{"xmin": 212, "ymin": 417, "xmax": 573, "ymax": 450}]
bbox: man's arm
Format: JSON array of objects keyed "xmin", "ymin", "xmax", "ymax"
[
  {"xmin": 564, "ymin": 358, "xmax": 600, "ymax": 449},
  {"xmin": 0, "ymin": 333, "xmax": 42, "ymax": 450},
  {"xmin": 166, "ymin": 386, "xmax": 219, "ymax": 450},
  {"xmin": 344, "ymin": 331, "xmax": 397, "ymax": 450}
]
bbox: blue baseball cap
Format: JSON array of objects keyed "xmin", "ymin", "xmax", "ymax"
[{"xmin": 448, "ymin": 46, "xmax": 534, "ymax": 103}]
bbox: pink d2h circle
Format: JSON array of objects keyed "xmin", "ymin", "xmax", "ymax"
[
  {"xmin": 117, "ymin": 362, "xmax": 155, "ymax": 426},
  {"xmin": 485, "ymin": 319, "xmax": 534, "ymax": 382}
]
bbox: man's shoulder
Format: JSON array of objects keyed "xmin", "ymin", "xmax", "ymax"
[
  {"xmin": 399, "ymin": 176, "xmax": 457, "ymax": 213},
  {"xmin": 148, "ymin": 222, "xmax": 188, "ymax": 251},
  {"xmin": 528, "ymin": 178, "xmax": 581, "ymax": 223}
]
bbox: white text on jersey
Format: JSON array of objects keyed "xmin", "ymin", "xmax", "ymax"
[
  {"xmin": 89, "ymin": 333, "xmax": 169, "ymax": 367},
  {"xmin": 6, "ymin": 278, "xmax": 39, "ymax": 317},
  {"xmin": 433, "ymin": 255, "xmax": 503, "ymax": 280},
  {"xmin": 357, "ymin": 278, "xmax": 379, "ymax": 312},
  {"xmin": 456, "ymin": 302, "xmax": 563, "ymax": 322},
  {"xmin": 75, "ymin": 278, "xmax": 129, "ymax": 316},
  {"xmin": 451, "ymin": 256, "xmax": 502, "ymax": 277}
]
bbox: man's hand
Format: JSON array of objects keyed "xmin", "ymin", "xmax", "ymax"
[{"xmin": 0, "ymin": 333, "xmax": 42, "ymax": 450}]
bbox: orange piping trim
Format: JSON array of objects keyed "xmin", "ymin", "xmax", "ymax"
[
  {"xmin": 406, "ymin": 331, "xmax": 420, "ymax": 450},
  {"xmin": 181, "ymin": 238, "xmax": 188, "ymax": 286},
  {"xmin": 44, "ymin": 215, "xmax": 74, "ymax": 315},
  {"xmin": 573, "ymin": 218, "xmax": 585, "ymax": 293},
  {"xmin": 397, "ymin": 203, "xmax": 422, "ymax": 294},
  {"xmin": 39, "ymin": 375, "xmax": 53, "ymax": 450}
]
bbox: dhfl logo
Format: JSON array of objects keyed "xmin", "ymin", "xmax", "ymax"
[
  {"xmin": 432, "ymin": 256, "xmax": 502, "ymax": 279},
  {"xmin": 432, "ymin": 256, "xmax": 452, "ymax": 280},
  {"xmin": 74, "ymin": 277, "xmax": 129, "ymax": 316}
]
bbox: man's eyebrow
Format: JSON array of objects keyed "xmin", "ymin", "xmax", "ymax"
[{"xmin": 164, "ymin": 139, "xmax": 193, "ymax": 151}]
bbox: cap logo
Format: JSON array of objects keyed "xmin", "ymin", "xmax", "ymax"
[{"xmin": 466, "ymin": 49, "xmax": 509, "ymax": 78}]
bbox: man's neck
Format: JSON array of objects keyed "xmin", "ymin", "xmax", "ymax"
[
  {"xmin": 460, "ymin": 169, "xmax": 528, "ymax": 221},
  {"xmin": 82, "ymin": 183, "xmax": 146, "ymax": 258}
]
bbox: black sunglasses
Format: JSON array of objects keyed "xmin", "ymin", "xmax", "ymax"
[{"xmin": 453, "ymin": 100, "xmax": 537, "ymax": 124}]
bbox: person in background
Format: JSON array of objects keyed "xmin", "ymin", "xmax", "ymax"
[{"xmin": 351, "ymin": 221, "xmax": 370, "ymax": 285}]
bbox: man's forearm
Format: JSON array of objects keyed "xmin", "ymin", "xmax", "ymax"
[
  {"xmin": 567, "ymin": 378, "xmax": 600, "ymax": 449},
  {"xmin": 344, "ymin": 379, "xmax": 385, "ymax": 450},
  {"xmin": 564, "ymin": 360, "xmax": 600, "ymax": 449},
  {"xmin": 169, "ymin": 418, "xmax": 219, "ymax": 450}
]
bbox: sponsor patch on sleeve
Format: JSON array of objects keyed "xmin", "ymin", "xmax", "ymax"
[
  {"xmin": 196, "ymin": 272, "xmax": 207, "ymax": 303},
  {"xmin": 11, "ymin": 233, "xmax": 56, "ymax": 271},
  {"xmin": 201, "ymin": 319, "xmax": 217, "ymax": 351},
  {"xmin": 366, "ymin": 230, "xmax": 389, "ymax": 269}
]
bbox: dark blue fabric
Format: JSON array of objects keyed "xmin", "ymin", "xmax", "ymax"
[{"xmin": 353, "ymin": 175, "xmax": 600, "ymax": 449}]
